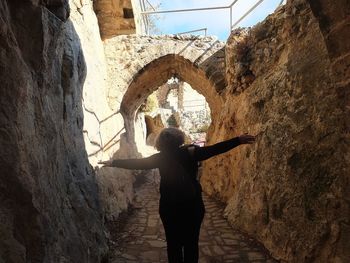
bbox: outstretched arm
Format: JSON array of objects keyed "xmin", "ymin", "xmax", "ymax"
[
  {"xmin": 194, "ymin": 134, "xmax": 255, "ymax": 161},
  {"xmin": 99, "ymin": 154, "xmax": 159, "ymax": 170}
]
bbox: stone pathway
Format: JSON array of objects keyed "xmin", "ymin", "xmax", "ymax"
[{"xmin": 108, "ymin": 171, "xmax": 278, "ymax": 263}]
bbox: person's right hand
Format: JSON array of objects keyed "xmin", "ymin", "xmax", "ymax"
[{"xmin": 238, "ymin": 134, "xmax": 255, "ymax": 144}]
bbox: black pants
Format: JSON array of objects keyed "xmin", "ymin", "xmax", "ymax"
[{"xmin": 159, "ymin": 198, "xmax": 205, "ymax": 263}]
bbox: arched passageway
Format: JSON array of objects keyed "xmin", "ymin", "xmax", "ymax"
[
  {"xmin": 119, "ymin": 54, "xmax": 222, "ymax": 146},
  {"xmin": 103, "ymin": 35, "xmax": 226, "ymax": 112}
]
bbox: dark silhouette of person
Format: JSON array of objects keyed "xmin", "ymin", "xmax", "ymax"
[{"xmin": 99, "ymin": 127, "xmax": 255, "ymax": 263}]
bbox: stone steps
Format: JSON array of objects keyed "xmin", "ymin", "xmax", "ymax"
[{"xmin": 108, "ymin": 171, "xmax": 278, "ymax": 263}]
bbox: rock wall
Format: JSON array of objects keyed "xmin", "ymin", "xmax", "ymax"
[
  {"xmin": 93, "ymin": 0, "xmax": 136, "ymax": 39},
  {"xmin": 0, "ymin": 0, "xmax": 141, "ymax": 260},
  {"xmin": 71, "ymin": 0, "xmax": 136, "ymax": 223},
  {"xmin": 201, "ymin": 1, "xmax": 349, "ymax": 262},
  {"xmin": 145, "ymin": 114, "xmax": 164, "ymax": 146},
  {"xmin": 73, "ymin": 0, "xmax": 126, "ymax": 169}
]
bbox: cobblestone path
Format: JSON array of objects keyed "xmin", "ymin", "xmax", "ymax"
[{"xmin": 109, "ymin": 172, "xmax": 278, "ymax": 263}]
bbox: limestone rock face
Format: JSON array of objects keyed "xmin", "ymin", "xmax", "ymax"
[
  {"xmin": 201, "ymin": 1, "xmax": 349, "ymax": 262},
  {"xmin": 0, "ymin": 0, "xmax": 108, "ymax": 261},
  {"xmin": 96, "ymin": 167, "xmax": 135, "ymax": 220},
  {"xmin": 71, "ymin": 0, "xmax": 126, "ymax": 168},
  {"xmin": 69, "ymin": 0, "xmax": 136, "ymax": 228},
  {"xmin": 93, "ymin": 0, "xmax": 136, "ymax": 39},
  {"xmin": 42, "ymin": 0, "xmax": 70, "ymax": 21},
  {"xmin": 145, "ymin": 114, "xmax": 164, "ymax": 146}
]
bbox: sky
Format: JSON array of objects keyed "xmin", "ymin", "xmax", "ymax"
[{"xmin": 145, "ymin": 0, "xmax": 285, "ymax": 41}]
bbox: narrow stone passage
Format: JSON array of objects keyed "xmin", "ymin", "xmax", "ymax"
[{"xmin": 108, "ymin": 171, "xmax": 278, "ymax": 263}]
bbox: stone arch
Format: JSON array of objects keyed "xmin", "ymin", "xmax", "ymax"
[
  {"xmin": 103, "ymin": 35, "xmax": 227, "ymax": 112},
  {"xmin": 156, "ymin": 82, "xmax": 180, "ymax": 108},
  {"xmin": 120, "ymin": 54, "xmax": 222, "ymax": 142}
]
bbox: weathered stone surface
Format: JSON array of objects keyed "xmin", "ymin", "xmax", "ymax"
[
  {"xmin": 145, "ymin": 114, "xmax": 164, "ymax": 146},
  {"xmin": 306, "ymin": 1, "xmax": 350, "ymax": 261},
  {"xmin": 200, "ymin": 1, "xmax": 350, "ymax": 263},
  {"xmin": 93, "ymin": 0, "xmax": 136, "ymax": 39},
  {"xmin": 0, "ymin": 0, "xmax": 108, "ymax": 262},
  {"xmin": 103, "ymin": 35, "xmax": 226, "ymax": 115},
  {"xmin": 68, "ymin": 0, "xmax": 138, "ymax": 224},
  {"xmin": 96, "ymin": 167, "xmax": 135, "ymax": 220},
  {"xmin": 43, "ymin": 0, "xmax": 70, "ymax": 21}
]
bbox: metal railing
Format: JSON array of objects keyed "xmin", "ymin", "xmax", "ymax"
[
  {"xmin": 139, "ymin": 0, "xmax": 286, "ymax": 36},
  {"xmin": 178, "ymin": 28, "xmax": 207, "ymax": 36}
]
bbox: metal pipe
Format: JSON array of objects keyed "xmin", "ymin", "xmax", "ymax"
[
  {"xmin": 145, "ymin": 0, "xmax": 156, "ymax": 11},
  {"xmin": 231, "ymin": 0, "xmax": 265, "ymax": 29},
  {"xmin": 141, "ymin": 5, "xmax": 229, "ymax": 15},
  {"xmin": 229, "ymin": 0, "xmax": 239, "ymax": 8},
  {"xmin": 141, "ymin": 0, "xmax": 242, "ymax": 15},
  {"xmin": 230, "ymin": 6, "xmax": 232, "ymax": 31},
  {"xmin": 140, "ymin": 0, "xmax": 146, "ymax": 12},
  {"xmin": 229, "ymin": 0, "xmax": 238, "ymax": 31},
  {"xmin": 177, "ymin": 28, "xmax": 208, "ymax": 35},
  {"xmin": 139, "ymin": 0, "xmax": 148, "ymax": 33}
]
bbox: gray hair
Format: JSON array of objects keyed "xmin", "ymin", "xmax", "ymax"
[{"xmin": 155, "ymin": 128, "xmax": 185, "ymax": 152}]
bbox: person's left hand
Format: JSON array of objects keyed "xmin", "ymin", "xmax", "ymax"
[
  {"xmin": 238, "ymin": 134, "xmax": 256, "ymax": 144},
  {"xmin": 98, "ymin": 160, "xmax": 113, "ymax": 167}
]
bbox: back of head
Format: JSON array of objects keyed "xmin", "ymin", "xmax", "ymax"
[{"xmin": 155, "ymin": 127, "xmax": 185, "ymax": 152}]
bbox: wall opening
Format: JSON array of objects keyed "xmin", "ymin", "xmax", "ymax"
[
  {"xmin": 138, "ymin": 77, "xmax": 211, "ymax": 151},
  {"xmin": 120, "ymin": 54, "xmax": 221, "ymax": 155}
]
